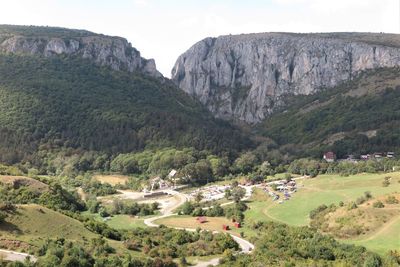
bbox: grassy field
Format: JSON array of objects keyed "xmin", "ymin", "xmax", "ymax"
[
  {"xmin": 266, "ymin": 172, "xmax": 400, "ymax": 226},
  {"xmin": 93, "ymin": 174, "xmax": 129, "ymax": 186},
  {"xmin": 155, "ymin": 215, "xmax": 249, "ymax": 237}
]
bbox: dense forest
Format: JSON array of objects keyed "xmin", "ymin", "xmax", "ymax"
[
  {"xmin": 0, "ymin": 53, "xmax": 250, "ymax": 165},
  {"xmin": 257, "ymin": 68, "xmax": 400, "ymax": 159}
]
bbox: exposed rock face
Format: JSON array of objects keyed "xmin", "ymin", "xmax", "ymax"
[
  {"xmin": 172, "ymin": 33, "xmax": 400, "ymax": 123},
  {"xmin": 0, "ymin": 33, "xmax": 162, "ymax": 78}
]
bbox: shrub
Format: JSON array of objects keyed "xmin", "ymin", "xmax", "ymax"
[
  {"xmin": 385, "ymin": 196, "xmax": 399, "ymax": 204},
  {"xmin": 0, "ymin": 211, "xmax": 7, "ymax": 223},
  {"xmin": 309, "ymin": 204, "xmax": 328, "ymax": 219},
  {"xmin": 372, "ymin": 201, "xmax": 384, "ymax": 208},
  {"xmin": 348, "ymin": 202, "xmax": 358, "ymax": 210},
  {"xmin": 364, "ymin": 191, "xmax": 373, "ymax": 199},
  {"xmin": 356, "ymin": 196, "xmax": 366, "ymax": 205}
]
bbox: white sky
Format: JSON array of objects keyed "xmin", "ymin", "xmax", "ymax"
[{"xmin": 0, "ymin": 0, "xmax": 398, "ymax": 77}]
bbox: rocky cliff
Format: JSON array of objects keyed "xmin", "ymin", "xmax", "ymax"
[
  {"xmin": 172, "ymin": 32, "xmax": 400, "ymax": 123},
  {"xmin": 0, "ymin": 25, "xmax": 162, "ymax": 78}
]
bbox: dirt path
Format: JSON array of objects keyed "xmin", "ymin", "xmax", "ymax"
[
  {"xmin": 0, "ymin": 249, "xmax": 37, "ymax": 263},
  {"xmin": 361, "ymin": 214, "xmax": 400, "ymax": 241}
]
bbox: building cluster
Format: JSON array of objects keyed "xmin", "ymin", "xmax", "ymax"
[
  {"xmin": 323, "ymin": 151, "xmax": 396, "ymax": 163},
  {"xmin": 189, "ymin": 185, "xmax": 231, "ymax": 201},
  {"xmin": 258, "ymin": 180, "xmax": 298, "ymax": 204}
]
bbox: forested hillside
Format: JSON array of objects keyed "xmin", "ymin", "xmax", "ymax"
[
  {"xmin": 0, "ymin": 53, "xmax": 249, "ymax": 164},
  {"xmin": 257, "ymin": 68, "xmax": 400, "ymax": 158}
]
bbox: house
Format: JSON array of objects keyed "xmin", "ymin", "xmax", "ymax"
[
  {"xmin": 361, "ymin": 154, "xmax": 370, "ymax": 160},
  {"xmin": 196, "ymin": 216, "xmax": 207, "ymax": 224},
  {"xmin": 323, "ymin": 152, "xmax": 336, "ymax": 163},
  {"xmin": 387, "ymin": 152, "xmax": 395, "ymax": 159},
  {"xmin": 168, "ymin": 169, "xmax": 177, "ymax": 178},
  {"xmin": 373, "ymin": 153, "xmax": 383, "ymax": 160},
  {"xmin": 234, "ymin": 222, "xmax": 241, "ymax": 228}
]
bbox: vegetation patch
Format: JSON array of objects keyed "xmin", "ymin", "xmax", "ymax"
[{"xmin": 93, "ymin": 174, "xmax": 129, "ymax": 186}]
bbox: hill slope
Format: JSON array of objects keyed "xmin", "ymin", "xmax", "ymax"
[
  {"xmin": 256, "ymin": 67, "xmax": 400, "ymax": 157},
  {"xmin": 0, "ymin": 204, "xmax": 98, "ymax": 246},
  {"xmin": 0, "ymin": 26, "xmax": 250, "ymax": 163}
]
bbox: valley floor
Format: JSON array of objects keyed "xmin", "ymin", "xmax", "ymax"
[{"xmin": 157, "ymin": 172, "xmax": 400, "ymax": 255}]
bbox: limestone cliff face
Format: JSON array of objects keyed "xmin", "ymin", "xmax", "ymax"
[
  {"xmin": 0, "ymin": 33, "xmax": 162, "ymax": 78},
  {"xmin": 172, "ymin": 33, "xmax": 400, "ymax": 123}
]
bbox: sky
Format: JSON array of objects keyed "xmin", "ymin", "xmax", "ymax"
[{"xmin": 0, "ymin": 0, "xmax": 398, "ymax": 77}]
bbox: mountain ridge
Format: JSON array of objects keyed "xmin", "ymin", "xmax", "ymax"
[
  {"xmin": 172, "ymin": 32, "xmax": 400, "ymax": 123},
  {"xmin": 0, "ymin": 24, "xmax": 162, "ymax": 78}
]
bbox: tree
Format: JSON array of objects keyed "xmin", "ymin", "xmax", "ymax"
[
  {"xmin": 208, "ymin": 156, "xmax": 230, "ymax": 178},
  {"xmin": 87, "ymin": 199, "xmax": 100, "ymax": 213},
  {"xmin": 181, "ymin": 201, "xmax": 194, "ymax": 215},
  {"xmin": 363, "ymin": 253, "xmax": 382, "ymax": 267},
  {"xmin": 224, "ymin": 189, "xmax": 232, "ymax": 200},
  {"xmin": 231, "ymin": 187, "xmax": 246, "ymax": 203},
  {"xmin": 259, "ymin": 161, "xmax": 273, "ymax": 176},
  {"xmin": 233, "ymin": 152, "xmax": 258, "ymax": 174},
  {"xmin": 182, "ymin": 160, "xmax": 213, "ymax": 185},
  {"xmin": 0, "ymin": 211, "xmax": 7, "ymax": 224},
  {"xmin": 194, "ymin": 192, "xmax": 203, "ymax": 203}
]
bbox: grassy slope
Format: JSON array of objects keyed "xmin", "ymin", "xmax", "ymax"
[
  {"xmin": 83, "ymin": 212, "xmax": 148, "ymax": 230},
  {"xmin": 345, "ymin": 216, "xmax": 400, "ymax": 255},
  {"xmin": 0, "ymin": 204, "xmax": 98, "ymax": 246},
  {"xmin": 0, "ymin": 204, "xmax": 143, "ymax": 256}
]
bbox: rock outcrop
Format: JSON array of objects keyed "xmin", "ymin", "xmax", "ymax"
[
  {"xmin": 0, "ymin": 30, "xmax": 162, "ymax": 78},
  {"xmin": 172, "ymin": 32, "xmax": 400, "ymax": 123}
]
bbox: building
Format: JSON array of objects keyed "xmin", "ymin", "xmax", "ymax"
[
  {"xmin": 323, "ymin": 152, "xmax": 336, "ymax": 163},
  {"xmin": 196, "ymin": 216, "xmax": 206, "ymax": 224},
  {"xmin": 387, "ymin": 152, "xmax": 395, "ymax": 159},
  {"xmin": 168, "ymin": 169, "xmax": 177, "ymax": 178},
  {"xmin": 360, "ymin": 154, "xmax": 370, "ymax": 160}
]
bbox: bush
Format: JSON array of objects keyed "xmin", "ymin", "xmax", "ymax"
[
  {"xmin": 348, "ymin": 202, "xmax": 358, "ymax": 210},
  {"xmin": 180, "ymin": 201, "xmax": 195, "ymax": 215},
  {"xmin": 364, "ymin": 191, "xmax": 373, "ymax": 199},
  {"xmin": 385, "ymin": 196, "xmax": 399, "ymax": 204},
  {"xmin": 0, "ymin": 211, "xmax": 7, "ymax": 223},
  {"xmin": 372, "ymin": 201, "xmax": 385, "ymax": 208},
  {"xmin": 356, "ymin": 196, "xmax": 367, "ymax": 205},
  {"xmin": 309, "ymin": 204, "xmax": 328, "ymax": 219}
]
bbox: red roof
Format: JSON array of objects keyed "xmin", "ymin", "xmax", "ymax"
[
  {"xmin": 196, "ymin": 216, "xmax": 206, "ymax": 223},
  {"xmin": 324, "ymin": 152, "xmax": 336, "ymax": 159}
]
